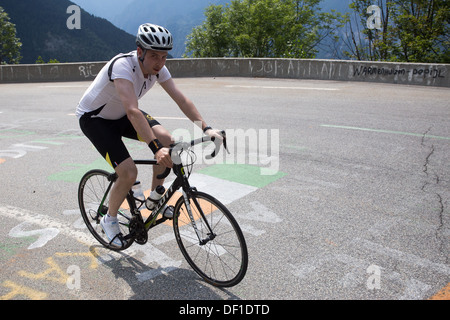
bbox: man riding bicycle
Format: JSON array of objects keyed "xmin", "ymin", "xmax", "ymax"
[{"xmin": 76, "ymin": 23, "xmax": 222, "ymax": 247}]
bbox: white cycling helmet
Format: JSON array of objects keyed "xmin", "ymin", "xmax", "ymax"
[{"xmin": 136, "ymin": 23, "xmax": 173, "ymax": 51}]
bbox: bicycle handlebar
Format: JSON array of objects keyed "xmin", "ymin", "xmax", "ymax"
[{"xmin": 156, "ymin": 130, "xmax": 228, "ymax": 180}]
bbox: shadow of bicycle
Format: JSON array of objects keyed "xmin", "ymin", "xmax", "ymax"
[{"xmin": 90, "ymin": 245, "xmax": 242, "ymax": 300}]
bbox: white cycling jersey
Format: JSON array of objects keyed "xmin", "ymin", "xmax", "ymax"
[{"xmin": 76, "ymin": 50, "xmax": 171, "ymax": 120}]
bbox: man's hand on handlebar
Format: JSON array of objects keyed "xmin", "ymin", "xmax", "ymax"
[
  {"xmin": 155, "ymin": 147, "xmax": 173, "ymax": 168},
  {"xmin": 204, "ymin": 128, "xmax": 225, "ymax": 142},
  {"xmin": 155, "ymin": 129, "xmax": 228, "ymax": 179}
]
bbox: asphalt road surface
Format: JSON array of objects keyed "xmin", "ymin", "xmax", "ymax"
[{"xmin": 0, "ymin": 77, "xmax": 449, "ymax": 302}]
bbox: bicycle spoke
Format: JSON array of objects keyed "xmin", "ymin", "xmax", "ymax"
[
  {"xmin": 78, "ymin": 170, "xmax": 134, "ymax": 251},
  {"xmin": 173, "ymin": 192, "xmax": 247, "ymax": 287}
]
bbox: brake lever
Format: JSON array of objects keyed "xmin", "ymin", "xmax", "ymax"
[
  {"xmin": 206, "ymin": 130, "xmax": 229, "ymax": 159},
  {"xmin": 222, "ymin": 130, "xmax": 230, "ymax": 155}
]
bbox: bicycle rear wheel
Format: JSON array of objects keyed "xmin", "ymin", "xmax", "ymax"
[
  {"xmin": 78, "ymin": 169, "xmax": 134, "ymax": 250},
  {"xmin": 173, "ymin": 191, "xmax": 248, "ymax": 287}
]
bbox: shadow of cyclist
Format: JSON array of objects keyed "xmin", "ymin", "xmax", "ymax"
[{"xmin": 94, "ymin": 245, "xmax": 242, "ymax": 300}]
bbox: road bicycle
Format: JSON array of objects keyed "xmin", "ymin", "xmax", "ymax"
[{"xmin": 78, "ymin": 132, "xmax": 248, "ymax": 287}]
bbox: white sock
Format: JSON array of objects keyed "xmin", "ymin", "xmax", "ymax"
[{"xmin": 105, "ymin": 213, "xmax": 118, "ymax": 223}]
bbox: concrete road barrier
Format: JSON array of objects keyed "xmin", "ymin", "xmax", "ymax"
[{"xmin": 1, "ymin": 58, "xmax": 448, "ymax": 87}]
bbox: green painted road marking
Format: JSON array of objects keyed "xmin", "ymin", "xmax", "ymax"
[
  {"xmin": 49, "ymin": 159, "xmax": 287, "ymax": 192},
  {"xmin": 48, "ymin": 141, "xmax": 145, "ymax": 182},
  {"xmin": 181, "ymin": 174, "xmax": 258, "ymax": 205},
  {"xmin": 0, "ymin": 236, "xmax": 37, "ymax": 261},
  {"xmin": 321, "ymin": 124, "xmax": 450, "ymax": 141},
  {"xmin": 285, "ymin": 145, "xmax": 307, "ymax": 152},
  {"xmin": 48, "ymin": 158, "xmax": 111, "ymax": 182},
  {"xmin": 0, "ymin": 130, "xmax": 35, "ymax": 139},
  {"xmin": 198, "ymin": 164, "xmax": 287, "ymax": 188}
]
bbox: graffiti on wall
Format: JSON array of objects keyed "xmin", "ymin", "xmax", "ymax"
[
  {"xmin": 245, "ymin": 59, "xmax": 447, "ymax": 86},
  {"xmin": 353, "ymin": 65, "xmax": 446, "ymax": 79}
]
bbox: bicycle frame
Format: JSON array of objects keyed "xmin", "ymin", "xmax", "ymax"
[
  {"xmin": 133, "ymin": 160, "xmax": 195, "ymax": 231},
  {"xmin": 98, "ymin": 133, "xmax": 225, "ymax": 246}
]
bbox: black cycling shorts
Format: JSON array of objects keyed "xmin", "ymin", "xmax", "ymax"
[{"xmin": 79, "ymin": 110, "xmax": 160, "ymax": 168}]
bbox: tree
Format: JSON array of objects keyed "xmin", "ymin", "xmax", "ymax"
[
  {"xmin": 342, "ymin": 0, "xmax": 449, "ymax": 63},
  {"xmin": 186, "ymin": 5, "xmax": 232, "ymax": 57},
  {"xmin": 185, "ymin": 0, "xmax": 345, "ymax": 58},
  {"xmin": 0, "ymin": 6, "xmax": 22, "ymax": 64},
  {"xmin": 392, "ymin": 0, "xmax": 449, "ymax": 63},
  {"xmin": 36, "ymin": 56, "xmax": 60, "ymax": 64}
]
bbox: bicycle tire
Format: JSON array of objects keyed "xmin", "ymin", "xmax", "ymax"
[
  {"xmin": 78, "ymin": 169, "xmax": 134, "ymax": 250},
  {"xmin": 172, "ymin": 191, "xmax": 248, "ymax": 287}
]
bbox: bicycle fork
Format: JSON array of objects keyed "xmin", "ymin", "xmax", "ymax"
[{"xmin": 181, "ymin": 188, "xmax": 216, "ymax": 245}]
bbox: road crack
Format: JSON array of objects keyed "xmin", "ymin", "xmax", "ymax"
[{"xmin": 420, "ymin": 128, "xmax": 447, "ymax": 263}]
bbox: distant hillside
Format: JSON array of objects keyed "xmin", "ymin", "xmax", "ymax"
[
  {"xmin": 72, "ymin": 0, "xmax": 230, "ymax": 58},
  {"xmin": 0, "ymin": 0, "xmax": 136, "ymax": 63},
  {"xmin": 71, "ymin": 0, "xmax": 353, "ymax": 59}
]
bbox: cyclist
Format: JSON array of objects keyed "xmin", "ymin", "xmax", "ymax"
[{"xmin": 76, "ymin": 23, "xmax": 222, "ymax": 247}]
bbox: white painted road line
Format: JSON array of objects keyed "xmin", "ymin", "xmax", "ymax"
[
  {"xmin": 164, "ymin": 173, "xmax": 258, "ymax": 205},
  {"xmin": 226, "ymin": 85, "xmax": 339, "ymax": 91},
  {"xmin": 0, "ymin": 205, "xmax": 94, "ymax": 247}
]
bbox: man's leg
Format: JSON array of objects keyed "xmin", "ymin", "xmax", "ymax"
[
  {"xmin": 80, "ymin": 115, "xmax": 138, "ymax": 246},
  {"xmin": 100, "ymin": 157, "xmax": 137, "ymax": 247},
  {"xmin": 107, "ymin": 157, "xmax": 138, "ymax": 217}
]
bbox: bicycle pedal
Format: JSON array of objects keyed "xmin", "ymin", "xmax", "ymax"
[{"xmin": 108, "ymin": 233, "xmax": 127, "ymax": 249}]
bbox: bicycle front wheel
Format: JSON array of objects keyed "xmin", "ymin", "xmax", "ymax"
[{"xmin": 173, "ymin": 191, "xmax": 248, "ymax": 287}]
